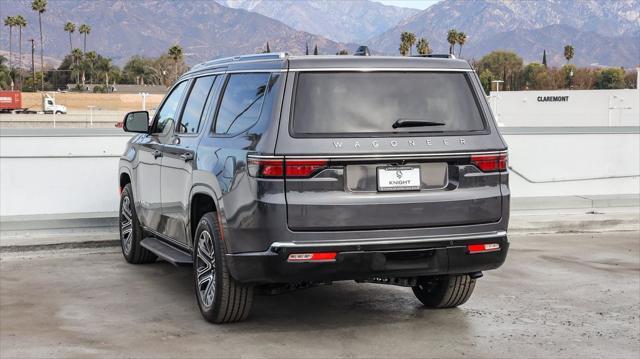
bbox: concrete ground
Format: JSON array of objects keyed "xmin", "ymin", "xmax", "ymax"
[{"xmin": 1, "ymin": 231, "xmax": 639, "ymax": 358}]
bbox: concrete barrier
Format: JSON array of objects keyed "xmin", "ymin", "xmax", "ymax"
[{"xmin": 1, "ymin": 127, "xmax": 638, "ymax": 220}]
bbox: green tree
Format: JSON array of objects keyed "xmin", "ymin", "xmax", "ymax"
[
  {"xmin": 168, "ymin": 45, "xmax": 183, "ymax": 81},
  {"xmin": 4, "ymin": 16, "xmax": 16, "ymax": 77},
  {"xmin": 14, "ymin": 15, "xmax": 27, "ymax": 89},
  {"xmin": 478, "ymin": 69, "xmax": 493, "ymax": 95},
  {"xmin": 416, "ymin": 37, "xmax": 431, "ymax": 55},
  {"xmin": 64, "ymin": 22, "xmax": 75, "ymax": 53},
  {"xmin": 95, "ymin": 55, "xmax": 117, "ymax": 87},
  {"xmin": 400, "ymin": 31, "xmax": 416, "ymax": 56},
  {"xmin": 477, "ymin": 51, "xmax": 523, "ymax": 91},
  {"xmin": 447, "ymin": 29, "xmax": 458, "ymax": 55},
  {"xmin": 595, "ymin": 68, "xmax": 625, "ymax": 89},
  {"xmin": 0, "ymin": 55, "xmax": 11, "ymax": 89},
  {"xmin": 70, "ymin": 48, "xmax": 83, "ymax": 86},
  {"xmin": 522, "ymin": 63, "xmax": 546, "ymax": 89},
  {"xmin": 84, "ymin": 51, "xmax": 97, "ymax": 83},
  {"xmin": 313, "ymin": 44, "xmax": 318, "ymax": 55},
  {"xmin": 561, "ymin": 64, "xmax": 576, "ymax": 88},
  {"xmin": 542, "ymin": 49, "xmax": 547, "ymax": 68},
  {"xmin": 32, "ymin": 0, "xmax": 47, "ymax": 91},
  {"xmin": 305, "ymin": 42, "xmax": 309, "ymax": 55},
  {"xmin": 563, "ymin": 45, "xmax": 574, "ymax": 64},
  {"xmin": 336, "ymin": 49, "xmax": 348, "ymax": 55},
  {"xmin": 399, "ymin": 42, "xmax": 409, "ymax": 56},
  {"xmin": 79, "ymin": 24, "xmax": 91, "ymax": 53},
  {"xmin": 456, "ymin": 32, "xmax": 467, "ymax": 57}
]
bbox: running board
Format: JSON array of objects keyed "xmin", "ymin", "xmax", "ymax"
[{"xmin": 140, "ymin": 237, "xmax": 193, "ymax": 266}]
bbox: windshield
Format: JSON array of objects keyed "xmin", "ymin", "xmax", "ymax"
[{"xmin": 292, "ymin": 72, "xmax": 486, "ymax": 136}]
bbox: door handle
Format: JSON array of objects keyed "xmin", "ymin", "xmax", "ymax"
[
  {"xmin": 180, "ymin": 153, "xmax": 194, "ymax": 162},
  {"xmin": 152, "ymin": 149, "xmax": 162, "ymax": 159}
]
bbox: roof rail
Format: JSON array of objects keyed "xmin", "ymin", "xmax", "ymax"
[
  {"xmin": 191, "ymin": 52, "xmax": 288, "ymax": 71},
  {"xmin": 411, "ymin": 54, "xmax": 457, "ymax": 59}
]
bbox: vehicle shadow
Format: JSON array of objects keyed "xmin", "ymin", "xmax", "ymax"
[{"xmin": 146, "ymin": 261, "xmax": 473, "ymax": 333}]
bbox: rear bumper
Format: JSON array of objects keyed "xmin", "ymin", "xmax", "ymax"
[{"xmin": 226, "ymin": 231, "xmax": 509, "ymax": 283}]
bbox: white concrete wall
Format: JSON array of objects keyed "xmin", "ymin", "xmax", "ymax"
[
  {"xmin": 1, "ymin": 128, "xmax": 638, "ymax": 217},
  {"xmin": 1, "ymin": 130, "xmax": 132, "ymax": 217},
  {"xmin": 490, "ymin": 89, "xmax": 640, "ymax": 127}
]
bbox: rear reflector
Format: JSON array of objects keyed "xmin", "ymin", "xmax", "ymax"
[
  {"xmin": 287, "ymin": 252, "xmax": 337, "ymax": 262},
  {"xmin": 467, "ymin": 243, "xmax": 501, "ymax": 254},
  {"xmin": 248, "ymin": 157, "xmax": 328, "ymax": 178},
  {"xmin": 471, "ymin": 153, "xmax": 508, "ymax": 172}
]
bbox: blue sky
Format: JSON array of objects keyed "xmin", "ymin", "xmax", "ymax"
[{"xmin": 373, "ymin": 0, "xmax": 440, "ymax": 10}]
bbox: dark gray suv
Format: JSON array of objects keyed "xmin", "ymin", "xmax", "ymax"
[{"xmin": 118, "ymin": 53, "xmax": 509, "ymax": 323}]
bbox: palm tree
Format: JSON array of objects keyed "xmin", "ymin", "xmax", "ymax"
[
  {"xmin": 96, "ymin": 56, "xmax": 113, "ymax": 87},
  {"xmin": 563, "ymin": 45, "xmax": 574, "ymax": 64},
  {"xmin": 456, "ymin": 32, "xmax": 467, "ymax": 57},
  {"xmin": 64, "ymin": 22, "xmax": 75, "ymax": 53},
  {"xmin": 15, "ymin": 15, "xmax": 27, "ymax": 89},
  {"xmin": 400, "ymin": 31, "xmax": 416, "ymax": 56},
  {"xmin": 32, "ymin": 0, "xmax": 47, "ymax": 90},
  {"xmin": 79, "ymin": 24, "xmax": 91, "ymax": 53},
  {"xmin": 84, "ymin": 51, "xmax": 97, "ymax": 83},
  {"xmin": 4, "ymin": 16, "xmax": 16, "ymax": 76},
  {"xmin": 71, "ymin": 48, "xmax": 83, "ymax": 86},
  {"xmin": 416, "ymin": 37, "xmax": 431, "ymax": 55},
  {"xmin": 399, "ymin": 42, "xmax": 409, "ymax": 56},
  {"xmin": 168, "ymin": 45, "xmax": 183, "ymax": 81},
  {"xmin": 447, "ymin": 29, "xmax": 458, "ymax": 55}
]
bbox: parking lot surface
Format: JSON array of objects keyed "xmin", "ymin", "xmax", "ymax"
[{"xmin": 1, "ymin": 231, "xmax": 639, "ymax": 358}]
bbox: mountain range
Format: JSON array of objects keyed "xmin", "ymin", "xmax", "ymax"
[
  {"xmin": 0, "ymin": 0, "xmax": 356, "ymax": 65},
  {"xmin": 367, "ymin": 0, "xmax": 640, "ymax": 67},
  {"xmin": 216, "ymin": 0, "xmax": 418, "ymax": 43},
  {"xmin": 1, "ymin": 0, "xmax": 638, "ymax": 68}
]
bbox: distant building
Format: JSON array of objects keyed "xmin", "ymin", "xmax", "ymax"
[{"xmin": 65, "ymin": 84, "xmax": 168, "ymax": 94}]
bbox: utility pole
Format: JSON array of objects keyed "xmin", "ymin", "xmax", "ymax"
[{"xmin": 29, "ymin": 39, "xmax": 36, "ymax": 86}]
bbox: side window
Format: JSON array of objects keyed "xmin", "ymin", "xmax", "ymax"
[
  {"xmin": 152, "ymin": 80, "xmax": 188, "ymax": 134},
  {"xmin": 214, "ymin": 73, "xmax": 271, "ymax": 135},
  {"xmin": 178, "ymin": 75, "xmax": 217, "ymax": 134}
]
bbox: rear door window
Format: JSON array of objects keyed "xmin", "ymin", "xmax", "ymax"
[
  {"xmin": 292, "ymin": 72, "xmax": 486, "ymax": 137},
  {"xmin": 178, "ymin": 75, "xmax": 217, "ymax": 134},
  {"xmin": 213, "ymin": 73, "xmax": 271, "ymax": 135}
]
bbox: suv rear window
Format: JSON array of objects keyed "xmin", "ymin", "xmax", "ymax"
[{"xmin": 292, "ymin": 72, "xmax": 486, "ymax": 136}]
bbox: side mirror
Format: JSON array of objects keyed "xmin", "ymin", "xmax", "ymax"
[{"xmin": 123, "ymin": 111, "xmax": 149, "ymax": 133}]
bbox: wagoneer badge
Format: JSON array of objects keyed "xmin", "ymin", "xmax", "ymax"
[{"xmin": 332, "ymin": 138, "xmax": 467, "ymax": 149}]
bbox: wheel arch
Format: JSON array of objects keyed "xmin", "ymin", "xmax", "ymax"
[{"xmin": 189, "ymin": 185, "xmax": 224, "ymax": 247}]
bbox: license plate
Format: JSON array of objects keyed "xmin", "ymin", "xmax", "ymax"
[{"xmin": 377, "ymin": 166, "xmax": 421, "ymax": 192}]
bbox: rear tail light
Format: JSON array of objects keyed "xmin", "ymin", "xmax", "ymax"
[
  {"xmin": 287, "ymin": 252, "xmax": 337, "ymax": 262},
  {"xmin": 248, "ymin": 156, "xmax": 328, "ymax": 178},
  {"xmin": 471, "ymin": 153, "xmax": 508, "ymax": 172},
  {"xmin": 467, "ymin": 243, "xmax": 501, "ymax": 254},
  {"xmin": 285, "ymin": 159, "xmax": 328, "ymax": 178}
]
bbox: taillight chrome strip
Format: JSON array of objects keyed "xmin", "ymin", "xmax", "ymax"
[{"xmin": 283, "ymin": 150, "xmax": 507, "ymax": 160}]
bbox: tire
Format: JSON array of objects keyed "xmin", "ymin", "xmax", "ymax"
[
  {"xmin": 119, "ymin": 183, "xmax": 157, "ymax": 264},
  {"xmin": 412, "ymin": 275, "xmax": 476, "ymax": 308},
  {"xmin": 194, "ymin": 212, "xmax": 254, "ymax": 324}
]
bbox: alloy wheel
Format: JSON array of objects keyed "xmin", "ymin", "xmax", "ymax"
[
  {"xmin": 196, "ymin": 230, "xmax": 216, "ymax": 309},
  {"xmin": 120, "ymin": 195, "xmax": 133, "ymax": 254}
]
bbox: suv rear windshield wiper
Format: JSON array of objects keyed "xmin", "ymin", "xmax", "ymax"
[{"xmin": 392, "ymin": 118, "xmax": 446, "ymax": 129}]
